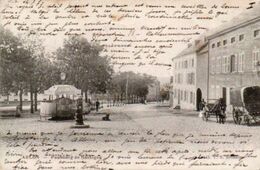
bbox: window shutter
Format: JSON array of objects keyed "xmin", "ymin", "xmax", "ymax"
[
  {"xmin": 235, "ymin": 54, "xmax": 238, "ymax": 72},
  {"xmin": 227, "ymin": 56, "xmax": 231, "ymax": 72}
]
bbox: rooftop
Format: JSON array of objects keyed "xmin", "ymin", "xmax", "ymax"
[
  {"xmin": 207, "ymin": 2, "xmax": 260, "ymax": 39},
  {"xmin": 173, "ymin": 2, "xmax": 260, "ymax": 60}
]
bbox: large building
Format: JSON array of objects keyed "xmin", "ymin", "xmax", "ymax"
[
  {"xmin": 207, "ymin": 4, "xmax": 260, "ymax": 111},
  {"xmin": 146, "ymin": 80, "xmax": 160, "ymax": 102},
  {"xmin": 171, "ymin": 38, "xmax": 208, "ymax": 110},
  {"xmin": 171, "ymin": 3, "xmax": 260, "ymax": 111}
]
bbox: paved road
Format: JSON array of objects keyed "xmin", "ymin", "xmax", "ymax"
[
  {"xmin": 0, "ymin": 103, "xmax": 260, "ymax": 170},
  {"xmin": 1, "ymin": 103, "xmax": 260, "ymax": 133}
]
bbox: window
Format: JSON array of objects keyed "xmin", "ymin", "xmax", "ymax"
[
  {"xmin": 217, "ymin": 42, "xmax": 221, "ymax": 47},
  {"xmin": 190, "ymin": 92, "xmax": 193, "ymax": 103},
  {"xmin": 230, "ymin": 55, "xmax": 237, "ymax": 72},
  {"xmin": 186, "ymin": 73, "xmax": 195, "ymax": 85},
  {"xmin": 227, "ymin": 56, "xmax": 231, "ymax": 72},
  {"xmin": 177, "ymin": 73, "xmax": 183, "ymax": 84},
  {"xmin": 239, "ymin": 34, "xmax": 244, "ymax": 41},
  {"xmin": 184, "ymin": 60, "xmax": 188, "ymax": 68},
  {"xmin": 212, "ymin": 43, "xmax": 215, "ymax": 48},
  {"xmin": 191, "ymin": 59, "xmax": 194, "ymax": 67},
  {"xmin": 223, "ymin": 40, "xmax": 227, "ymax": 46},
  {"xmin": 222, "ymin": 56, "xmax": 231, "ymax": 73},
  {"xmin": 231, "ymin": 37, "xmax": 236, "ymax": 43},
  {"xmin": 184, "ymin": 91, "xmax": 187, "ymax": 101},
  {"xmin": 252, "ymin": 50, "xmax": 260, "ymax": 71},
  {"xmin": 238, "ymin": 52, "xmax": 245, "ymax": 72},
  {"xmin": 254, "ymin": 29, "xmax": 260, "ymax": 38}
]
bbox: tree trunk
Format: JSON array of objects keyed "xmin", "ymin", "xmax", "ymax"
[
  {"xmin": 120, "ymin": 93, "xmax": 123, "ymax": 104},
  {"xmin": 19, "ymin": 89, "xmax": 23, "ymax": 111},
  {"xmin": 84, "ymin": 90, "xmax": 88, "ymax": 103},
  {"xmin": 117, "ymin": 94, "xmax": 120, "ymax": 106},
  {"xmin": 7, "ymin": 94, "xmax": 9, "ymax": 104},
  {"xmin": 30, "ymin": 87, "xmax": 34, "ymax": 113},
  {"xmin": 34, "ymin": 92, "xmax": 37, "ymax": 111}
]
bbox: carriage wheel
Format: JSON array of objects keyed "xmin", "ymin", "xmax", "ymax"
[{"xmin": 232, "ymin": 110, "xmax": 241, "ymax": 125}]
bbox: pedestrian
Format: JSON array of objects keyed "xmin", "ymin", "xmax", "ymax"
[
  {"xmin": 199, "ymin": 99, "xmax": 206, "ymax": 111},
  {"xmin": 96, "ymin": 99, "xmax": 100, "ymax": 112},
  {"xmin": 15, "ymin": 105, "xmax": 21, "ymax": 117},
  {"xmin": 218, "ymin": 98, "xmax": 226, "ymax": 124}
]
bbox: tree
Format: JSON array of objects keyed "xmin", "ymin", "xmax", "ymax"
[
  {"xmin": 0, "ymin": 27, "xmax": 33, "ymax": 111},
  {"xmin": 20, "ymin": 35, "xmax": 60, "ymax": 112},
  {"xmin": 160, "ymin": 83, "xmax": 171, "ymax": 101},
  {"xmin": 56, "ymin": 36, "xmax": 113, "ymax": 101},
  {"xmin": 108, "ymin": 72, "xmax": 156, "ymax": 104}
]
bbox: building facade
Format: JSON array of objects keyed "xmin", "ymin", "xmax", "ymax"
[
  {"xmin": 172, "ymin": 51, "xmax": 196, "ymax": 110},
  {"xmin": 171, "ymin": 39, "xmax": 208, "ymax": 110},
  {"xmin": 208, "ymin": 5, "xmax": 260, "ymax": 112},
  {"xmin": 172, "ymin": 4, "xmax": 260, "ymax": 111}
]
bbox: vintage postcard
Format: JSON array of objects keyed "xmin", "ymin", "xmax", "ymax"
[{"xmin": 0, "ymin": 0, "xmax": 260, "ymax": 169}]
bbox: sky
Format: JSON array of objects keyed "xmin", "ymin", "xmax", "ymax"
[{"xmin": 0, "ymin": 0, "xmax": 257, "ymax": 79}]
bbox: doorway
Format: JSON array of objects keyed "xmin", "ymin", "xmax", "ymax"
[
  {"xmin": 222, "ymin": 87, "xmax": 227, "ymax": 105},
  {"xmin": 196, "ymin": 88, "xmax": 202, "ymax": 111}
]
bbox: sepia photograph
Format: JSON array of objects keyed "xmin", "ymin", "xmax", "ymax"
[{"xmin": 0, "ymin": 0, "xmax": 260, "ymax": 169}]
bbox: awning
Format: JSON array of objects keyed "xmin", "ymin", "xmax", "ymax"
[{"xmin": 44, "ymin": 85, "xmax": 81, "ymax": 96}]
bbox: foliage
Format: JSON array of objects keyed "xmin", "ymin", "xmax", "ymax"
[
  {"xmin": 108, "ymin": 71, "xmax": 156, "ymax": 102},
  {"xmin": 160, "ymin": 83, "xmax": 171, "ymax": 101},
  {"xmin": 56, "ymin": 36, "xmax": 113, "ymax": 97},
  {"xmin": 0, "ymin": 27, "xmax": 32, "ymax": 94}
]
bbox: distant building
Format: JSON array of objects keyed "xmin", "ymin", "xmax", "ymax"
[
  {"xmin": 0, "ymin": 92, "xmax": 49, "ymax": 102},
  {"xmin": 207, "ymin": 4, "xmax": 260, "ymax": 111},
  {"xmin": 146, "ymin": 80, "xmax": 160, "ymax": 102},
  {"xmin": 171, "ymin": 38, "xmax": 208, "ymax": 110}
]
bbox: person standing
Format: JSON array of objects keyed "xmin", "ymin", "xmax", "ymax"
[
  {"xmin": 96, "ymin": 99, "xmax": 100, "ymax": 112},
  {"xmin": 199, "ymin": 99, "xmax": 206, "ymax": 111}
]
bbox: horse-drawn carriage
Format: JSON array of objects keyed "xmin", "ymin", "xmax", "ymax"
[
  {"xmin": 201, "ymin": 86, "xmax": 260, "ymax": 125},
  {"xmin": 230, "ymin": 86, "xmax": 260, "ymax": 125},
  {"xmin": 201, "ymin": 98, "xmax": 226, "ymax": 124}
]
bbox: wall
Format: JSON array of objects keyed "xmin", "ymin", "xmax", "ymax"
[
  {"xmin": 196, "ymin": 46, "xmax": 209, "ymax": 103},
  {"xmin": 208, "ymin": 20, "xmax": 260, "ymax": 112},
  {"xmin": 172, "ymin": 53, "xmax": 196, "ymax": 110}
]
